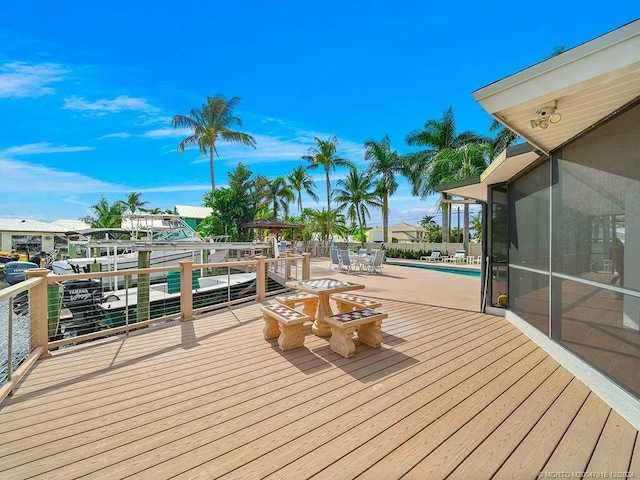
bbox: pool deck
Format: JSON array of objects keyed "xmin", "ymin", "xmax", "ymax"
[
  {"xmin": 0, "ymin": 258, "xmax": 638, "ymax": 479},
  {"xmin": 309, "ymin": 256, "xmax": 482, "ymax": 311}
]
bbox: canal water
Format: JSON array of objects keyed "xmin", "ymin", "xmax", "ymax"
[{"xmin": 0, "ymin": 298, "xmax": 31, "ymax": 385}]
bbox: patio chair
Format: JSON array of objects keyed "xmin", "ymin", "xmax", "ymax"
[
  {"xmin": 366, "ymin": 249, "xmax": 384, "ymax": 273},
  {"xmin": 358, "ymin": 248, "xmax": 367, "ymax": 255},
  {"xmin": 329, "ymin": 247, "xmax": 342, "ymax": 271},
  {"xmin": 340, "ymin": 249, "xmax": 357, "ymax": 272},
  {"xmin": 420, "ymin": 250, "xmax": 441, "ymax": 262},
  {"xmin": 444, "ymin": 250, "xmax": 466, "ymax": 263}
]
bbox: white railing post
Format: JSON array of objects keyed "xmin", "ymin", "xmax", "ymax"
[
  {"xmin": 180, "ymin": 260, "xmax": 194, "ymax": 321},
  {"xmin": 27, "ymin": 269, "xmax": 51, "ymax": 359}
]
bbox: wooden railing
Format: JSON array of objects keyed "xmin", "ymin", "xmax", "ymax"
[{"xmin": 0, "ymin": 253, "xmax": 311, "ymax": 402}]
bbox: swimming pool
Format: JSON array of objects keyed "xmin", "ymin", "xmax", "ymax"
[{"xmin": 387, "ymin": 261, "xmax": 482, "ymax": 277}]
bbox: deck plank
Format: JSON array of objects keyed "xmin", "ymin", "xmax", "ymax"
[
  {"xmin": 405, "ymin": 364, "xmax": 574, "ymax": 479},
  {"xmin": 440, "ymin": 368, "xmax": 586, "ymax": 478},
  {"xmin": 542, "ymin": 393, "xmax": 612, "ymax": 474},
  {"xmin": 0, "ymin": 291, "xmax": 637, "ymax": 480},
  {"xmin": 469, "ymin": 378, "xmax": 591, "ymax": 479},
  {"xmin": 586, "ymin": 409, "xmax": 637, "ymax": 474},
  {"xmin": 278, "ymin": 344, "xmax": 544, "ymax": 480}
]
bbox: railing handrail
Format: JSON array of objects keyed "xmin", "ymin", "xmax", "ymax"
[{"xmin": 0, "ymin": 277, "xmax": 43, "ymax": 302}]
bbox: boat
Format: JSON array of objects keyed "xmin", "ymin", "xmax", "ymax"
[
  {"xmin": 52, "ymin": 214, "xmax": 271, "ymax": 289},
  {"xmin": 97, "ymin": 271, "xmax": 257, "ymax": 328}
]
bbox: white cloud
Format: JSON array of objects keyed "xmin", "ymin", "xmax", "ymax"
[
  {"xmin": 0, "ymin": 158, "xmax": 123, "ymax": 194},
  {"xmin": 63, "ymin": 94, "xmax": 159, "ymax": 113},
  {"xmin": 136, "ymin": 184, "xmax": 211, "ymax": 193},
  {"xmin": 0, "ymin": 62, "xmax": 68, "ymax": 98},
  {"xmin": 142, "ymin": 127, "xmax": 191, "ymax": 139},
  {"xmin": 0, "ymin": 157, "xmax": 210, "ymax": 197},
  {"xmin": 99, "ymin": 132, "xmax": 133, "ymax": 139},
  {"xmin": 0, "ymin": 142, "xmax": 94, "ymax": 156}
]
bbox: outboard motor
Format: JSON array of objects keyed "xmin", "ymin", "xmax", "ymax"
[
  {"xmin": 3, "ymin": 261, "xmax": 40, "ymax": 285},
  {"xmin": 60, "ymin": 279, "xmax": 104, "ymax": 335},
  {"xmin": 28, "ymin": 251, "xmax": 53, "ymax": 269},
  {"xmin": 62, "ymin": 279, "xmax": 103, "ymax": 308}
]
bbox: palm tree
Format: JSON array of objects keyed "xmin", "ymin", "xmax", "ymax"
[
  {"xmin": 121, "ymin": 192, "xmax": 149, "ymax": 216},
  {"xmin": 302, "ymin": 136, "xmax": 352, "ymax": 212},
  {"xmin": 364, "ymin": 135, "xmax": 400, "ymax": 244},
  {"xmin": 264, "ymin": 176, "xmax": 295, "ymax": 219},
  {"xmin": 334, "ymin": 166, "xmax": 382, "ymax": 248},
  {"xmin": 287, "ymin": 165, "xmax": 319, "ymax": 212},
  {"xmin": 489, "ymin": 119, "xmax": 519, "ymax": 155},
  {"xmin": 140, "ymin": 207, "xmax": 164, "ymax": 214},
  {"xmin": 172, "ymin": 95, "xmax": 257, "ymax": 191},
  {"xmin": 429, "ymin": 142, "xmax": 493, "ymax": 251},
  {"xmin": 419, "ymin": 214, "xmax": 436, "ymax": 230},
  {"xmin": 79, "ymin": 196, "xmax": 125, "ymax": 228},
  {"xmin": 307, "ymin": 208, "xmax": 348, "ymax": 245},
  {"xmin": 403, "ymin": 106, "xmax": 488, "ymax": 242},
  {"xmin": 470, "ymin": 214, "xmax": 483, "ymax": 242}
]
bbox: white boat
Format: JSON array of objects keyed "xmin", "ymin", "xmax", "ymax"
[
  {"xmin": 52, "ymin": 214, "xmax": 270, "ymax": 288},
  {"xmin": 97, "ymin": 272, "xmax": 257, "ymax": 328}
]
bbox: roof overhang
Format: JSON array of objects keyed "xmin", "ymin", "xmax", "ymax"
[
  {"xmin": 473, "ymin": 19, "xmax": 640, "ymax": 155},
  {"xmin": 437, "ymin": 143, "xmax": 542, "ymax": 202}
]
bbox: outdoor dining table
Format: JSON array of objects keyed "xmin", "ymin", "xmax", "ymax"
[
  {"xmin": 285, "ymin": 277, "xmax": 365, "ymax": 336},
  {"xmin": 349, "ymin": 253, "xmax": 371, "ymax": 271}
]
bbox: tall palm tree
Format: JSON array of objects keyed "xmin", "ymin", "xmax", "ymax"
[
  {"xmin": 403, "ymin": 106, "xmax": 488, "ymax": 242},
  {"xmin": 364, "ymin": 135, "xmax": 400, "ymax": 244},
  {"xmin": 121, "ymin": 192, "xmax": 149, "ymax": 216},
  {"xmin": 172, "ymin": 95, "xmax": 257, "ymax": 191},
  {"xmin": 334, "ymin": 166, "xmax": 382, "ymax": 248},
  {"xmin": 429, "ymin": 141, "xmax": 493, "ymax": 251},
  {"xmin": 287, "ymin": 165, "xmax": 319, "ymax": 212},
  {"xmin": 302, "ymin": 136, "xmax": 352, "ymax": 212},
  {"xmin": 264, "ymin": 176, "xmax": 295, "ymax": 219}
]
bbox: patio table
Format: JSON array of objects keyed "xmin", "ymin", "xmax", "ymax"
[
  {"xmin": 349, "ymin": 253, "xmax": 371, "ymax": 271},
  {"xmin": 285, "ymin": 278, "xmax": 365, "ymax": 336}
]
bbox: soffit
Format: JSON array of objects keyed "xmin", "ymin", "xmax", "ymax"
[{"xmin": 474, "ymin": 20, "xmax": 640, "ymax": 154}]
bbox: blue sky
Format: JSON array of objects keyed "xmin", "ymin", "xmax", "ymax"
[{"xmin": 1, "ymin": 2, "xmax": 638, "ymax": 226}]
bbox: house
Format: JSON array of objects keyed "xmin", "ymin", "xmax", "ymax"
[
  {"xmin": 174, "ymin": 205, "xmax": 213, "ymax": 229},
  {"xmin": 390, "ymin": 222, "xmax": 426, "ymax": 243},
  {"xmin": 439, "ymin": 19, "xmax": 640, "ymax": 426},
  {"xmin": 0, "ymin": 218, "xmax": 89, "ymax": 258},
  {"xmin": 367, "ymin": 223, "xmax": 426, "ymax": 243}
]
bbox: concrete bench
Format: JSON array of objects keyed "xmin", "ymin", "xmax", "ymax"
[
  {"xmin": 330, "ymin": 293, "xmax": 382, "ymax": 313},
  {"xmin": 260, "ymin": 303, "xmax": 311, "ymax": 351},
  {"xmin": 325, "ymin": 308, "xmax": 388, "ymax": 358},
  {"xmin": 274, "ymin": 292, "xmax": 319, "ymax": 319}
]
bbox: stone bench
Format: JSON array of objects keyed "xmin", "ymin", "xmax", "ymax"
[
  {"xmin": 325, "ymin": 308, "xmax": 388, "ymax": 358},
  {"xmin": 330, "ymin": 293, "xmax": 382, "ymax": 313},
  {"xmin": 274, "ymin": 292, "xmax": 319, "ymax": 319},
  {"xmin": 260, "ymin": 303, "xmax": 311, "ymax": 351}
]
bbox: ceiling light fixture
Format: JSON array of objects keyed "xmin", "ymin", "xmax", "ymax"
[{"xmin": 530, "ymin": 100, "xmax": 561, "ymax": 129}]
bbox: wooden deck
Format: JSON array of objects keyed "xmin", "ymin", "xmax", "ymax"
[{"xmin": 0, "ymin": 296, "xmax": 638, "ymax": 479}]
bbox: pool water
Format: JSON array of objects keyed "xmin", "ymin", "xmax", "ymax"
[{"xmin": 387, "ymin": 261, "xmax": 482, "ymax": 277}]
